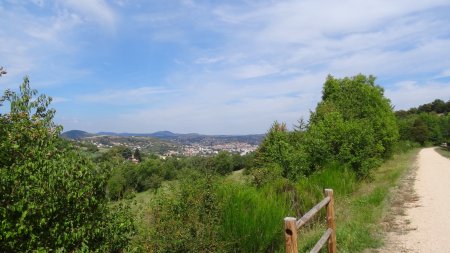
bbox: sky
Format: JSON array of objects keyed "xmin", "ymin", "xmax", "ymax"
[{"xmin": 1, "ymin": 0, "xmax": 450, "ymax": 135}]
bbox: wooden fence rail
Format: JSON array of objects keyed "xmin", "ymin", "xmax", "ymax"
[{"xmin": 284, "ymin": 189, "xmax": 336, "ymax": 253}]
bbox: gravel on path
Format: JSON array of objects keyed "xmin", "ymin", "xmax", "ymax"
[{"xmin": 378, "ymin": 147, "xmax": 450, "ymax": 252}]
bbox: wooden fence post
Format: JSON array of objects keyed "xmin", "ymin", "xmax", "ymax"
[
  {"xmin": 284, "ymin": 217, "xmax": 298, "ymax": 253},
  {"xmin": 325, "ymin": 189, "xmax": 336, "ymax": 253}
]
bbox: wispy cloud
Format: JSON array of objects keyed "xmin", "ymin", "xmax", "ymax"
[
  {"xmin": 79, "ymin": 86, "xmax": 176, "ymax": 104},
  {"xmin": 436, "ymin": 69, "xmax": 450, "ymax": 78},
  {"xmin": 60, "ymin": 0, "xmax": 117, "ymax": 30},
  {"xmin": 51, "ymin": 96, "xmax": 70, "ymax": 104}
]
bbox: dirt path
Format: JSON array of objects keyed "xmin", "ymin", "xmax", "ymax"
[{"xmin": 379, "ymin": 148, "xmax": 450, "ymax": 252}]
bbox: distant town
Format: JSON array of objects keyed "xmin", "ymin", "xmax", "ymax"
[{"xmin": 62, "ymin": 130, "xmax": 263, "ymax": 157}]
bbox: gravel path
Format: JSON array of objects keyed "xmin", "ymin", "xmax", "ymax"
[{"xmin": 379, "ymin": 148, "xmax": 450, "ymax": 252}]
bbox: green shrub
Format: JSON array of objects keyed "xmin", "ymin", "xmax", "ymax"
[
  {"xmin": 249, "ymin": 164, "xmax": 283, "ymax": 188},
  {"xmin": 392, "ymin": 140, "xmax": 420, "ymax": 153},
  {"xmin": 255, "ymin": 122, "xmax": 311, "ymax": 180},
  {"xmin": 0, "ymin": 78, "xmax": 133, "ymax": 252}
]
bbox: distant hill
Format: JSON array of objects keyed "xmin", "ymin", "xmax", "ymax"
[
  {"xmin": 61, "ymin": 130, "xmax": 93, "ymax": 139},
  {"xmin": 150, "ymin": 131, "xmax": 183, "ymax": 138},
  {"xmin": 96, "ymin": 131, "xmax": 182, "ymax": 138}
]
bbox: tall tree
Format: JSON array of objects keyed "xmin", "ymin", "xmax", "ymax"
[
  {"xmin": 134, "ymin": 148, "xmax": 142, "ymax": 162},
  {"xmin": 307, "ymin": 74, "xmax": 399, "ymax": 176}
]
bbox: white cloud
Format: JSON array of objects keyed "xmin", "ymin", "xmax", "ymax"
[
  {"xmin": 386, "ymin": 81, "xmax": 450, "ymax": 110},
  {"xmin": 436, "ymin": 69, "xmax": 450, "ymax": 78},
  {"xmin": 232, "ymin": 63, "xmax": 279, "ymax": 79},
  {"xmin": 0, "ymin": 2, "xmax": 93, "ymax": 88},
  {"xmin": 79, "ymin": 86, "xmax": 176, "ymax": 104},
  {"xmin": 61, "ymin": 0, "xmax": 117, "ymax": 30},
  {"xmin": 194, "ymin": 56, "xmax": 225, "ymax": 64}
]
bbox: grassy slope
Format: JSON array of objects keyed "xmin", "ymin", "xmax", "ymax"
[{"xmin": 296, "ymin": 149, "xmax": 419, "ymax": 252}]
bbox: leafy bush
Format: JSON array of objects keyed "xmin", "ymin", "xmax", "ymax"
[
  {"xmin": 0, "ymin": 78, "xmax": 133, "ymax": 252},
  {"xmin": 249, "ymin": 164, "xmax": 283, "ymax": 188},
  {"xmin": 255, "ymin": 122, "xmax": 311, "ymax": 180},
  {"xmin": 305, "ymin": 111, "xmax": 382, "ymax": 177}
]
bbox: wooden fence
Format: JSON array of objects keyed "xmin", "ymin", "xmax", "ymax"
[{"xmin": 284, "ymin": 189, "xmax": 336, "ymax": 253}]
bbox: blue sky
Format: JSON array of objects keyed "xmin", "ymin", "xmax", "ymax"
[{"xmin": 1, "ymin": 0, "xmax": 450, "ymax": 134}]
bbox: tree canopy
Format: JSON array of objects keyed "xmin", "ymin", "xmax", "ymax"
[{"xmin": 307, "ymin": 74, "xmax": 399, "ymax": 175}]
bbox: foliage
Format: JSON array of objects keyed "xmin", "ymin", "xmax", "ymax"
[
  {"xmin": 256, "ymin": 74, "xmax": 398, "ymax": 178},
  {"xmin": 212, "ymin": 151, "xmax": 234, "ymax": 175},
  {"xmin": 106, "ymin": 158, "xmax": 166, "ymax": 200},
  {"xmin": 305, "ymin": 74, "xmax": 398, "ymax": 177},
  {"xmin": 255, "ymin": 122, "xmax": 310, "ymax": 180},
  {"xmin": 249, "ymin": 164, "xmax": 283, "ymax": 188},
  {"xmin": 396, "ymin": 99, "xmax": 450, "ymax": 115},
  {"xmin": 147, "ymin": 171, "xmax": 292, "ymax": 253},
  {"xmin": 396, "ymin": 107, "xmax": 450, "ymax": 146},
  {"xmin": 105, "ymin": 150, "xmax": 256, "ymax": 201},
  {"xmin": 149, "ymin": 171, "xmax": 224, "ymax": 252},
  {"xmin": 305, "ymin": 111, "xmax": 382, "ymax": 177},
  {"xmin": 97, "ymin": 145, "xmax": 133, "ymax": 162},
  {"xmin": 0, "ymin": 78, "xmax": 133, "ymax": 252},
  {"xmin": 312, "ymin": 75, "xmax": 399, "ymax": 157},
  {"xmin": 134, "ymin": 148, "xmax": 142, "ymax": 162}
]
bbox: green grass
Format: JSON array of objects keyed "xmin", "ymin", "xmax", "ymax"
[
  {"xmin": 296, "ymin": 148, "xmax": 419, "ymax": 252},
  {"xmin": 218, "ymin": 184, "xmax": 290, "ymax": 253},
  {"xmin": 435, "ymin": 147, "xmax": 450, "ymax": 159}
]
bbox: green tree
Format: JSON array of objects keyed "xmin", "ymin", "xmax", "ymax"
[
  {"xmin": 308, "ymin": 74, "xmax": 399, "ymax": 176},
  {"xmin": 411, "ymin": 118, "xmax": 429, "ymax": 145},
  {"xmin": 212, "ymin": 151, "xmax": 234, "ymax": 175},
  {"xmin": 134, "ymin": 148, "xmax": 142, "ymax": 162},
  {"xmin": 255, "ymin": 122, "xmax": 310, "ymax": 180},
  {"xmin": 121, "ymin": 146, "xmax": 133, "ymax": 160},
  {"xmin": 0, "ymin": 78, "xmax": 133, "ymax": 252}
]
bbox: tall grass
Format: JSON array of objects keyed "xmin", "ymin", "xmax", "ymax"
[
  {"xmin": 218, "ymin": 184, "xmax": 290, "ymax": 252},
  {"xmin": 217, "ymin": 163, "xmax": 358, "ymax": 253},
  {"xmin": 296, "ymin": 162, "xmax": 357, "ymax": 212},
  {"xmin": 297, "ymin": 148, "xmax": 419, "ymax": 252}
]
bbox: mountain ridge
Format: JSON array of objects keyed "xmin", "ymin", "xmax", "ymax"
[{"xmin": 64, "ymin": 130, "xmax": 264, "ymax": 138}]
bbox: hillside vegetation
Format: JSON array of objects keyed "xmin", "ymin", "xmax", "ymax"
[
  {"xmin": 1, "ymin": 74, "xmax": 445, "ymax": 252},
  {"xmin": 396, "ymin": 99, "xmax": 450, "ymax": 145}
]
